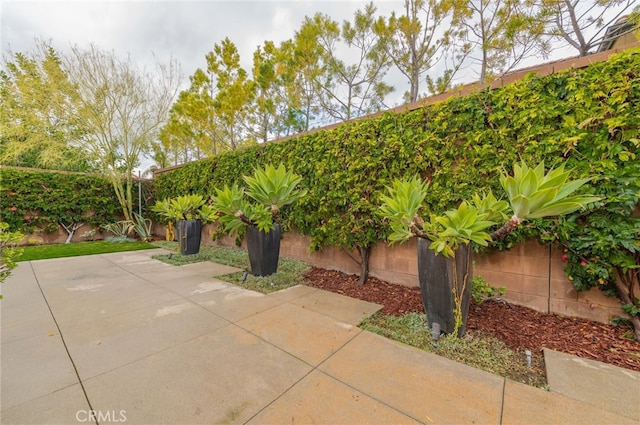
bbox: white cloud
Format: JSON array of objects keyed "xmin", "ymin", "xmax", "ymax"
[{"xmin": 1, "ymin": 1, "xmax": 402, "ymax": 79}]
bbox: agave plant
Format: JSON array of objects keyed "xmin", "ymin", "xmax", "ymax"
[
  {"xmin": 378, "ymin": 176, "xmax": 428, "ymax": 243},
  {"xmin": 244, "ymin": 164, "xmax": 308, "ymax": 220},
  {"xmin": 492, "ymin": 161, "xmax": 601, "ymax": 240},
  {"xmin": 211, "ymin": 184, "xmax": 271, "ymax": 233},
  {"xmin": 428, "ymin": 202, "xmax": 497, "ymax": 257},
  {"xmin": 380, "ymin": 160, "xmax": 600, "ymax": 248},
  {"xmin": 131, "ymin": 212, "xmax": 153, "ymax": 242},
  {"xmin": 212, "ymin": 164, "xmax": 307, "ymax": 233},
  {"xmin": 152, "ymin": 194, "xmax": 217, "ymax": 223},
  {"xmin": 101, "ymin": 220, "xmax": 135, "ymax": 241},
  {"xmin": 379, "ymin": 160, "xmax": 600, "ymax": 337},
  {"xmin": 379, "ymin": 178, "xmax": 500, "ymax": 255}
]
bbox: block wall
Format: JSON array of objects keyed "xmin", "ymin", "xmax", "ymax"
[{"xmin": 192, "ymin": 224, "xmax": 628, "ymax": 324}]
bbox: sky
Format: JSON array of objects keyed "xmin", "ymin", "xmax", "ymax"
[
  {"xmin": 2, "ymin": 0, "xmax": 630, "ymax": 102},
  {"xmin": 1, "ymin": 0, "xmax": 404, "ymax": 89}
]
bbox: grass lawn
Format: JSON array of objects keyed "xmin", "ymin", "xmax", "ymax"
[{"xmin": 17, "ymin": 240, "xmax": 158, "ymax": 262}]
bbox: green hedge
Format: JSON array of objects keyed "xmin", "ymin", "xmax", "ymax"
[{"xmin": 0, "ymin": 168, "xmax": 133, "ymax": 235}]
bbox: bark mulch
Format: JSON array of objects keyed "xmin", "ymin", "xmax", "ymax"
[{"xmin": 304, "ymin": 267, "xmax": 640, "ymax": 372}]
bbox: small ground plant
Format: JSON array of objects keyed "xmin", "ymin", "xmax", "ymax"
[
  {"xmin": 151, "ymin": 241, "xmax": 310, "ymax": 293},
  {"xmin": 360, "ymin": 312, "xmax": 547, "ymax": 388},
  {"xmin": 471, "ymin": 275, "xmax": 506, "ymax": 303}
]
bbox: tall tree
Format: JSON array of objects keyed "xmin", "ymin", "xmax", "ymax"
[
  {"xmin": 0, "ymin": 41, "xmax": 96, "ymax": 171},
  {"xmin": 299, "ymin": 3, "xmax": 393, "ymax": 122},
  {"xmin": 206, "ymin": 37, "xmax": 255, "ymax": 150},
  {"xmin": 292, "ymin": 20, "xmax": 328, "ymax": 130},
  {"xmin": 455, "ymin": 0, "xmax": 548, "ymax": 83},
  {"xmin": 66, "ymin": 44, "xmax": 181, "ymax": 221},
  {"xmin": 539, "ymin": 0, "xmax": 637, "ymax": 56},
  {"xmin": 158, "ymin": 68, "xmax": 218, "ymax": 164},
  {"xmin": 375, "ymin": 0, "xmax": 462, "ymax": 102},
  {"xmin": 249, "ymin": 40, "xmax": 306, "ymax": 142}
]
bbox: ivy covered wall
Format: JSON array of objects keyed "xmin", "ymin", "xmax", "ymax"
[
  {"xmin": 0, "ymin": 167, "xmax": 150, "ymax": 237},
  {"xmin": 156, "ymin": 50, "xmax": 638, "ymax": 241},
  {"xmin": 154, "ymin": 49, "xmax": 639, "ymax": 306}
]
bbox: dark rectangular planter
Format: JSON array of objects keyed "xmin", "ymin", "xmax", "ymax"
[
  {"xmin": 246, "ymin": 224, "xmax": 280, "ymax": 276},
  {"xmin": 417, "ymin": 240, "xmax": 472, "ymax": 337},
  {"xmin": 176, "ymin": 220, "xmax": 202, "ymax": 255}
]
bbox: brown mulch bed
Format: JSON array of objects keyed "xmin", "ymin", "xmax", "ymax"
[{"xmin": 304, "ymin": 267, "xmax": 640, "ymax": 372}]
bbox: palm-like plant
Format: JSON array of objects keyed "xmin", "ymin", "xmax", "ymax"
[
  {"xmin": 379, "ymin": 160, "xmax": 600, "ymax": 337},
  {"xmin": 152, "ymin": 194, "xmax": 218, "ymax": 223},
  {"xmin": 378, "ymin": 176, "xmax": 428, "ymax": 243},
  {"xmin": 244, "ymin": 164, "xmax": 308, "ymax": 220},
  {"xmin": 380, "ymin": 161, "xmax": 600, "ymax": 248},
  {"xmin": 212, "ymin": 164, "xmax": 307, "ymax": 233},
  {"xmin": 211, "ymin": 185, "xmax": 271, "ymax": 233},
  {"xmin": 492, "ymin": 161, "xmax": 601, "ymax": 240}
]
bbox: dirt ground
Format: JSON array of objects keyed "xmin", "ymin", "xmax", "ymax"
[{"xmin": 304, "ymin": 268, "xmax": 640, "ymax": 372}]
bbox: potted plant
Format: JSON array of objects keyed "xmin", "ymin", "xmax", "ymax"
[
  {"xmin": 211, "ymin": 164, "xmax": 307, "ymax": 276},
  {"xmin": 380, "ymin": 161, "xmax": 600, "ymax": 337},
  {"xmin": 152, "ymin": 194, "xmax": 217, "ymax": 255}
]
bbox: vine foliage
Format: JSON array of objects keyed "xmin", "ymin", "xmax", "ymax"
[
  {"xmin": 124, "ymin": 49, "xmax": 640, "ymax": 335},
  {"xmin": 1, "ymin": 167, "xmax": 126, "ymax": 241}
]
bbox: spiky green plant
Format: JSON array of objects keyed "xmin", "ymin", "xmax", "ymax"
[
  {"xmin": 379, "ymin": 179, "xmax": 499, "ymax": 255},
  {"xmin": 379, "ymin": 160, "xmax": 600, "ymax": 337},
  {"xmin": 211, "ymin": 184, "xmax": 272, "ymax": 233},
  {"xmin": 243, "ymin": 164, "xmax": 307, "ymax": 220},
  {"xmin": 101, "ymin": 220, "xmax": 134, "ymax": 238},
  {"xmin": 212, "ymin": 164, "xmax": 307, "ymax": 234},
  {"xmin": 152, "ymin": 194, "xmax": 217, "ymax": 223},
  {"xmin": 380, "ymin": 161, "xmax": 600, "ymax": 248},
  {"xmin": 429, "ymin": 202, "xmax": 496, "ymax": 257},
  {"xmin": 131, "ymin": 212, "xmax": 153, "ymax": 242},
  {"xmin": 492, "ymin": 161, "xmax": 601, "ymax": 240},
  {"xmin": 378, "ymin": 176, "xmax": 428, "ymax": 243}
]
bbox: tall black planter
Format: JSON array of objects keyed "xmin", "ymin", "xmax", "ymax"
[
  {"xmin": 417, "ymin": 240, "xmax": 472, "ymax": 336},
  {"xmin": 176, "ymin": 220, "xmax": 202, "ymax": 255},
  {"xmin": 246, "ymin": 224, "xmax": 280, "ymax": 276}
]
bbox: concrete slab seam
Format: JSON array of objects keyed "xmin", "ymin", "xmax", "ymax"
[
  {"xmin": 28, "ymin": 261, "xmax": 96, "ymax": 415},
  {"xmin": 241, "ymin": 331, "xmax": 421, "ymax": 424},
  {"xmin": 499, "ymin": 377, "xmax": 506, "ymax": 425},
  {"xmin": 99, "ymin": 254, "xmax": 242, "ymax": 324},
  {"xmin": 311, "ymin": 332, "xmax": 427, "ymax": 424},
  {"xmin": 79, "ymin": 322, "xmax": 238, "ymax": 383},
  {"xmin": 240, "ymin": 366, "xmax": 317, "ymax": 423},
  {"xmin": 265, "ymin": 285, "xmax": 321, "ymax": 302}
]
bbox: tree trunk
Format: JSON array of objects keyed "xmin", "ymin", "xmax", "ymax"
[
  {"xmin": 489, "ymin": 216, "xmax": 522, "ymax": 241},
  {"xmin": 357, "ymin": 245, "xmax": 371, "ymax": 286},
  {"xmin": 60, "ymin": 222, "xmax": 83, "ymax": 244},
  {"xmin": 614, "ymin": 268, "xmax": 640, "ymax": 341}
]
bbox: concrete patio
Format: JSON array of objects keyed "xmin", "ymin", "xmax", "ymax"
[{"xmin": 1, "ymin": 249, "xmax": 638, "ymax": 424}]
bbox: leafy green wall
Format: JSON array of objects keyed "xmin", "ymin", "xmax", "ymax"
[
  {"xmin": 157, "ymin": 51, "xmax": 637, "ymax": 232},
  {"xmin": 0, "ymin": 168, "xmax": 143, "ymax": 234}
]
